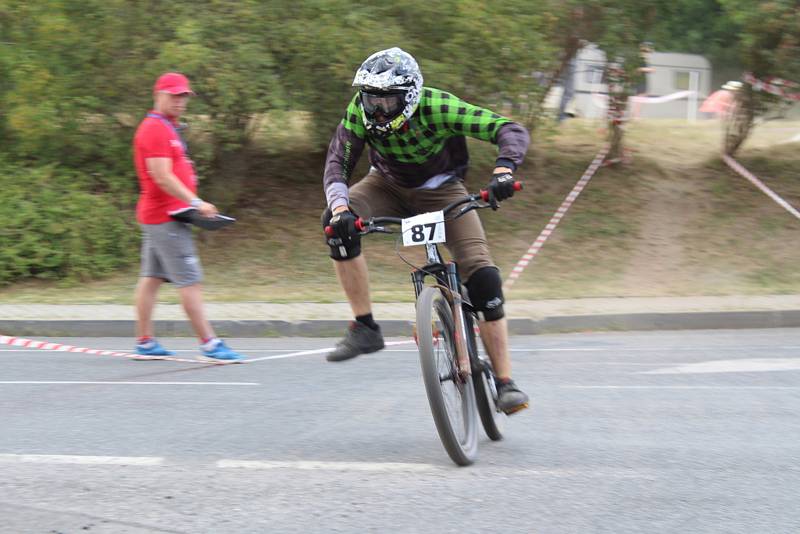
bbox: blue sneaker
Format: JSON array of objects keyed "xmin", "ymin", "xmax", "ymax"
[
  {"xmin": 135, "ymin": 339, "xmax": 176, "ymax": 357},
  {"xmin": 200, "ymin": 340, "xmax": 245, "ymax": 363}
]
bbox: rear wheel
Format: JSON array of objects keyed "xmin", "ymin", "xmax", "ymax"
[
  {"xmin": 416, "ymin": 287, "xmax": 478, "ymax": 466},
  {"xmin": 466, "ymin": 312, "xmax": 505, "ymax": 441}
]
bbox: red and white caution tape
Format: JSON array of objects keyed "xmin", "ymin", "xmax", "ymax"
[
  {"xmin": 629, "ymin": 90, "xmax": 697, "ymax": 104},
  {"xmin": 595, "ymin": 90, "xmax": 698, "ymax": 107},
  {"xmin": 504, "ymin": 146, "xmax": 609, "ymax": 290},
  {"xmin": 722, "ymin": 154, "xmax": 800, "ymax": 222},
  {"xmin": 743, "ymin": 72, "xmax": 800, "ymax": 102},
  {"xmin": 0, "ymin": 335, "xmax": 224, "ymax": 365}
]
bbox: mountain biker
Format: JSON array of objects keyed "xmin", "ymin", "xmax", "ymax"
[{"xmin": 321, "ymin": 47, "xmax": 530, "ymax": 414}]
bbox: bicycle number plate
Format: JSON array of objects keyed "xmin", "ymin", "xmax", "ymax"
[{"xmin": 401, "ymin": 211, "xmax": 446, "ymax": 247}]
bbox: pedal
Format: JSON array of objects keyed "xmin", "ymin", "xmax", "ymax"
[{"xmin": 502, "ymin": 402, "xmax": 529, "ymax": 415}]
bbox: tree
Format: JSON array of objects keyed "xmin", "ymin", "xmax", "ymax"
[
  {"xmin": 534, "ymin": 1, "xmax": 664, "ymax": 160},
  {"xmin": 719, "ymin": 0, "xmax": 800, "ymax": 154}
]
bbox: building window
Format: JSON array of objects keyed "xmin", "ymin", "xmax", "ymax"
[
  {"xmin": 675, "ymin": 71, "xmax": 692, "ymax": 90},
  {"xmin": 585, "ymin": 66, "xmax": 604, "ymax": 84}
]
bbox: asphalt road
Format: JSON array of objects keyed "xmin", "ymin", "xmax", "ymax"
[{"xmin": 2, "ymin": 329, "xmax": 799, "ymax": 533}]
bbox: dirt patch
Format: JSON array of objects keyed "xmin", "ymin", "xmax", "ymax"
[{"xmin": 619, "ymin": 160, "xmax": 702, "ymax": 295}]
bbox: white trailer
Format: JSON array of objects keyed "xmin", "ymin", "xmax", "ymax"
[{"xmin": 553, "ymin": 44, "xmax": 713, "ymax": 120}]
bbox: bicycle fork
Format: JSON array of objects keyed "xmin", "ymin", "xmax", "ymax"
[
  {"xmin": 451, "ymin": 290, "xmax": 472, "ymax": 378},
  {"xmin": 412, "ymin": 261, "xmax": 472, "ymax": 379}
]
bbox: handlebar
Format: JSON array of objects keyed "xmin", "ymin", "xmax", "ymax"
[
  {"xmin": 325, "ymin": 181, "xmax": 522, "ymax": 237},
  {"xmin": 479, "ymin": 180, "xmax": 523, "ymax": 203}
]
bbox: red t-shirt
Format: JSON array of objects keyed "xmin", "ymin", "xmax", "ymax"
[{"xmin": 133, "ymin": 111, "xmax": 198, "ymax": 224}]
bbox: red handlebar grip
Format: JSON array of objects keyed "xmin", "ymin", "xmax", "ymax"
[
  {"xmin": 480, "ymin": 181, "xmax": 523, "ymax": 202},
  {"xmin": 324, "ymin": 218, "xmax": 366, "ymax": 237}
]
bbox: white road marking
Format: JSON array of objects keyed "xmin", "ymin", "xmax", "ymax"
[
  {"xmin": 0, "ymin": 456, "xmax": 652, "ymax": 477},
  {"xmin": 561, "ymin": 385, "xmax": 800, "ymax": 390},
  {"xmin": 243, "ymin": 347, "xmax": 337, "ymax": 363},
  {"xmin": 354, "ymin": 347, "xmax": 800, "ymax": 355},
  {"xmin": 0, "ymin": 454, "xmax": 163, "ymax": 465},
  {"xmin": 215, "ymin": 461, "xmax": 651, "ymax": 479},
  {"xmin": 521, "ymin": 346, "xmax": 800, "ymax": 353},
  {"xmin": 243, "ymin": 340, "xmax": 414, "ymax": 363},
  {"xmin": 0, "ymin": 381, "xmax": 260, "ymax": 386},
  {"xmin": 644, "ymin": 358, "xmax": 800, "ymax": 375},
  {"xmin": 0, "ymin": 348, "xmax": 363, "ymax": 354},
  {"xmin": 217, "ymin": 459, "xmax": 438, "ymax": 472},
  {"xmin": 512, "ymin": 468, "xmax": 649, "ymax": 479},
  {"xmin": 548, "ymin": 362, "xmax": 690, "ymax": 365},
  {"xmin": 0, "ymin": 348, "xmax": 272, "ymax": 354},
  {"xmin": 2, "ymin": 344, "xmax": 797, "ymax": 355}
]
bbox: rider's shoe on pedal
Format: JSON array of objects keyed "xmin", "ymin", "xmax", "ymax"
[
  {"xmin": 495, "ymin": 377, "xmax": 529, "ymax": 414},
  {"xmin": 327, "ymin": 321, "xmax": 385, "ymax": 362}
]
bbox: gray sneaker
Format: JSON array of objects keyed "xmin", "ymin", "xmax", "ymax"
[
  {"xmin": 327, "ymin": 322, "xmax": 385, "ymax": 362},
  {"xmin": 495, "ymin": 378, "xmax": 530, "ymax": 414}
]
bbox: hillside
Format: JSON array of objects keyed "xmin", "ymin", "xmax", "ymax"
[{"xmin": 2, "ymin": 118, "xmax": 798, "ymax": 304}]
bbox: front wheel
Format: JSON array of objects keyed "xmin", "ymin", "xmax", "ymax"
[{"xmin": 416, "ymin": 286, "xmax": 478, "ymax": 466}]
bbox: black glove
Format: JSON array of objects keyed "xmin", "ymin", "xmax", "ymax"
[
  {"xmin": 328, "ymin": 210, "xmax": 358, "ymax": 241},
  {"xmin": 487, "ymin": 172, "xmax": 515, "ymax": 210}
]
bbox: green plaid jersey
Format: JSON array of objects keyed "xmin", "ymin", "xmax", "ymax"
[
  {"xmin": 323, "ymin": 86, "xmax": 529, "ymax": 208},
  {"xmin": 342, "ymin": 87, "xmax": 512, "ymax": 164}
]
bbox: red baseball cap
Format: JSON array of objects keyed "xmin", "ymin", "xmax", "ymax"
[{"xmin": 153, "ymin": 72, "xmax": 195, "ymax": 95}]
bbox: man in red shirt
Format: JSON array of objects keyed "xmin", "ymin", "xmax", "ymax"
[{"xmin": 132, "ymin": 72, "xmax": 243, "ymax": 362}]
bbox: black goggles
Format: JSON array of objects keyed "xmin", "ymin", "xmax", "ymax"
[{"xmin": 360, "ymin": 90, "xmax": 406, "ymax": 118}]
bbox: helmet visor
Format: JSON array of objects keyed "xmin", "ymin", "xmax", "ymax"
[{"xmin": 361, "ymin": 90, "xmax": 406, "ymax": 122}]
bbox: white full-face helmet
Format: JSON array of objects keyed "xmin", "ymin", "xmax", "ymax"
[{"xmin": 352, "ymin": 47, "xmax": 423, "ymax": 138}]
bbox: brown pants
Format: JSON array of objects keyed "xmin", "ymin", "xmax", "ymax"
[{"xmin": 347, "ymin": 171, "xmax": 495, "ymax": 281}]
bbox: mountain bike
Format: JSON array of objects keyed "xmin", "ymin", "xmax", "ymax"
[{"xmin": 325, "ymin": 182, "xmax": 521, "ymax": 466}]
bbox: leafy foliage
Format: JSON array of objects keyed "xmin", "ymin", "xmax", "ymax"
[
  {"xmin": 719, "ymin": 0, "xmax": 800, "ymax": 81},
  {"xmin": 0, "ymin": 161, "xmax": 137, "ymax": 285}
]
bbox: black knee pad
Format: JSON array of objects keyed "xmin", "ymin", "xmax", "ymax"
[
  {"xmin": 321, "ymin": 207, "xmax": 362, "ymax": 261},
  {"xmin": 465, "ymin": 266, "xmax": 505, "ymax": 321}
]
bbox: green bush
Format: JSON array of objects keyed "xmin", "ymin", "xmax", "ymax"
[{"xmin": 0, "ymin": 162, "xmax": 137, "ymax": 285}]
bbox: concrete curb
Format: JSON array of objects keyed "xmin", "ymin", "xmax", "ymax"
[{"xmin": 2, "ymin": 310, "xmax": 800, "ymax": 337}]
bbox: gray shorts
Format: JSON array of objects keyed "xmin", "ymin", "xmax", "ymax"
[{"xmin": 139, "ymin": 221, "xmax": 202, "ymax": 287}]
